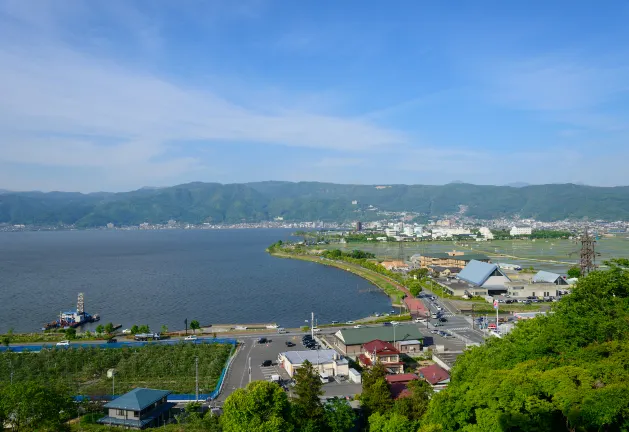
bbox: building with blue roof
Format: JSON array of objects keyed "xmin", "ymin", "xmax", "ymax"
[
  {"xmin": 97, "ymin": 388, "xmax": 174, "ymax": 429},
  {"xmin": 532, "ymin": 270, "xmax": 569, "ymax": 285}
]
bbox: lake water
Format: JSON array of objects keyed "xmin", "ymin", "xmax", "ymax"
[{"xmin": 0, "ymin": 229, "xmax": 391, "ymax": 333}]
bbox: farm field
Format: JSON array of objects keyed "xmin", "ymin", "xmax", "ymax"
[
  {"xmin": 318, "ymin": 237, "xmax": 629, "ymax": 273},
  {"xmin": 0, "ymin": 343, "xmax": 233, "ymax": 395}
]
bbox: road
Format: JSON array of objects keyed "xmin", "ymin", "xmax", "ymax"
[{"xmin": 416, "ymin": 290, "xmax": 487, "ymax": 345}]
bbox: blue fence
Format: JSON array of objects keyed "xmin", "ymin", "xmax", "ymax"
[{"xmin": 0, "ymin": 337, "xmax": 237, "ymax": 353}]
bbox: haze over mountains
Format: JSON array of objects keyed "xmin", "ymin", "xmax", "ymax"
[{"xmin": 1, "ymin": 181, "xmax": 628, "ymax": 227}]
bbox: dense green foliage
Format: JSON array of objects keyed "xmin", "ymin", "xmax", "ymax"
[
  {"xmin": 567, "ymin": 266, "xmax": 581, "ymax": 278},
  {"xmin": 425, "ymin": 259, "xmax": 629, "ymax": 431},
  {"xmin": 0, "ymin": 343, "xmax": 232, "ymax": 395},
  {"xmin": 2, "ymin": 181, "xmax": 629, "ymax": 226},
  {"xmin": 0, "ymin": 382, "xmax": 76, "ymax": 431},
  {"xmin": 292, "ymin": 360, "xmax": 326, "ymax": 431}
]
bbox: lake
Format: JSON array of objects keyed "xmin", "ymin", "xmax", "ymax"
[{"xmin": 0, "ymin": 229, "xmax": 391, "ymax": 333}]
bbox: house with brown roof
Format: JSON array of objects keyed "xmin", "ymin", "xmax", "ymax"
[
  {"xmin": 358, "ymin": 339, "xmax": 404, "ymax": 374},
  {"xmin": 418, "ymin": 364, "xmax": 450, "ymax": 390},
  {"xmin": 380, "ymin": 260, "xmax": 409, "ymax": 271},
  {"xmin": 386, "ymin": 373, "xmax": 419, "ymax": 399}
]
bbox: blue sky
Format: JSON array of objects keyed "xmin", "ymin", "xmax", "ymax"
[{"xmin": 1, "ymin": 1, "xmax": 628, "ymax": 192}]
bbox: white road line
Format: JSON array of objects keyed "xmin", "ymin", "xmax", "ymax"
[{"xmin": 239, "ymin": 341, "xmax": 256, "ymax": 388}]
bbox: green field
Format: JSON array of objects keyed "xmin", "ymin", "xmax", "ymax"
[
  {"xmin": 318, "ymin": 236, "xmax": 629, "ymax": 273},
  {"xmin": 0, "ymin": 343, "xmax": 233, "ymax": 395}
]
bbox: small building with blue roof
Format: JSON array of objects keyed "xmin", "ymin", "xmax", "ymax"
[
  {"xmin": 532, "ymin": 270, "xmax": 569, "ymax": 285},
  {"xmin": 97, "ymin": 388, "xmax": 174, "ymax": 429}
]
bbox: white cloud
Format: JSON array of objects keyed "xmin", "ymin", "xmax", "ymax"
[{"xmin": 0, "ymin": 1, "xmax": 406, "ymax": 191}]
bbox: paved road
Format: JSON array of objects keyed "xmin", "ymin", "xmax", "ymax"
[
  {"xmin": 215, "ymin": 332, "xmax": 361, "ymax": 404},
  {"xmin": 417, "ymin": 290, "xmax": 486, "ymax": 345}
]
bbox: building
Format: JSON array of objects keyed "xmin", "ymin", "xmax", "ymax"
[
  {"xmin": 510, "ymin": 226, "xmax": 532, "ymax": 236},
  {"xmin": 333, "ymin": 325, "xmax": 424, "ymax": 356},
  {"xmin": 355, "ymin": 221, "xmax": 362, "ymax": 231},
  {"xmin": 418, "ymin": 364, "xmax": 450, "ymax": 390},
  {"xmin": 358, "ymin": 339, "xmax": 404, "ymax": 374},
  {"xmin": 479, "ymin": 227, "xmax": 494, "ymax": 240},
  {"xmin": 278, "ymin": 349, "xmax": 349, "ymax": 378},
  {"xmin": 97, "ymin": 388, "xmax": 174, "ymax": 429},
  {"xmin": 505, "ymin": 281, "xmax": 568, "ymax": 298},
  {"xmin": 385, "ymin": 228, "xmax": 397, "ymax": 237},
  {"xmin": 428, "ymin": 266, "xmax": 461, "ymax": 278},
  {"xmin": 403, "ymin": 226, "xmax": 415, "ymax": 236},
  {"xmin": 418, "ymin": 252, "xmax": 490, "ymax": 269},
  {"xmin": 396, "ymin": 339, "xmax": 422, "ymax": 354},
  {"xmin": 436, "ymin": 260, "xmax": 511, "ymax": 297},
  {"xmin": 380, "ymin": 260, "xmax": 409, "ymax": 271},
  {"xmin": 532, "ymin": 270, "xmax": 570, "ymax": 285},
  {"xmin": 386, "ymin": 373, "xmax": 419, "ymax": 399}
]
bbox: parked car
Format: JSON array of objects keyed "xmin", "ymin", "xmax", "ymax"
[
  {"xmin": 391, "ymin": 321, "xmax": 400, "ymax": 326},
  {"xmin": 261, "ymin": 360, "xmax": 273, "ymax": 367},
  {"xmin": 258, "ymin": 337, "xmax": 268, "ymax": 344},
  {"xmin": 331, "ymin": 321, "xmax": 339, "ymax": 324},
  {"xmin": 382, "ymin": 322, "xmax": 392, "ymax": 327},
  {"xmin": 345, "ymin": 321, "xmax": 355, "ymax": 325},
  {"xmin": 415, "ymin": 318, "xmax": 427, "ymax": 323},
  {"xmin": 439, "ymin": 317, "xmax": 448, "ymax": 322},
  {"xmin": 313, "ymin": 328, "xmax": 321, "ymax": 333},
  {"xmin": 431, "ymin": 313, "xmax": 438, "ymax": 319},
  {"xmin": 285, "ymin": 341, "xmax": 295, "ymax": 347},
  {"xmin": 353, "ymin": 325, "xmax": 363, "ymax": 329},
  {"xmin": 430, "ymin": 329, "xmax": 439, "ymax": 334},
  {"xmin": 106, "ymin": 338, "xmax": 118, "ymax": 343},
  {"xmin": 56, "ymin": 340, "xmax": 70, "ymax": 347},
  {"xmin": 122, "ymin": 329, "xmax": 131, "ymax": 334},
  {"xmin": 184, "ymin": 335, "xmax": 197, "ymax": 341},
  {"xmin": 433, "ymin": 322, "xmax": 444, "ymax": 327}
]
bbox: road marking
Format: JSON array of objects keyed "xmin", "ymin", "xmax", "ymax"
[{"xmin": 238, "ymin": 341, "xmax": 256, "ymax": 388}]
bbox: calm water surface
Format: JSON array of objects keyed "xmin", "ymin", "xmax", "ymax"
[{"xmin": 0, "ymin": 229, "xmax": 391, "ymax": 333}]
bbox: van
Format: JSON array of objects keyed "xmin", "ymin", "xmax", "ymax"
[{"xmin": 277, "ymin": 328, "xmax": 286, "ymax": 334}]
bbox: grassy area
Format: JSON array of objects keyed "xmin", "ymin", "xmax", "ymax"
[
  {"xmin": 0, "ymin": 343, "xmax": 233, "ymax": 395},
  {"xmin": 1, "ymin": 331, "xmax": 113, "ymax": 345},
  {"xmin": 271, "ymin": 251, "xmax": 406, "ymax": 303}
]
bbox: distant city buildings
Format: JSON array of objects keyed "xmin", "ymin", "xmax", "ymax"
[
  {"xmin": 510, "ymin": 226, "xmax": 532, "ymax": 236},
  {"xmin": 479, "ymin": 227, "xmax": 493, "ymax": 239}
]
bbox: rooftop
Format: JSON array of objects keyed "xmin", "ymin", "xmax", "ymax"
[
  {"xmin": 363, "ymin": 339, "xmax": 399, "ymax": 356},
  {"xmin": 104, "ymin": 388, "xmax": 172, "ymax": 411},
  {"xmin": 532, "ymin": 270, "xmax": 565, "ymax": 284},
  {"xmin": 457, "ymin": 260, "xmax": 510, "ymax": 287},
  {"xmin": 419, "ymin": 364, "xmax": 450, "ymax": 385},
  {"xmin": 335, "ymin": 324, "xmax": 424, "ymax": 346},
  {"xmin": 281, "ymin": 349, "xmax": 345, "ymax": 365},
  {"xmin": 385, "ymin": 373, "xmax": 418, "ymax": 384}
]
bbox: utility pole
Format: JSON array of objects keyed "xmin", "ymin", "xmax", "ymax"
[
  {"xmin": 195, "ymin": 356, "xmax": 199, "ymax": 401},
  {"xmin": 311, "ymin": 312, "xmax": 314, "ymax": 339},
  {"xmin": 248, "ymin": 357, "xmax": 251, "ymax": 384}
]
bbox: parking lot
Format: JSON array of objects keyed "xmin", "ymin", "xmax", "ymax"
[{"xmin": 215, "ymin": 333, "xmax": 361, "ymax": 403}]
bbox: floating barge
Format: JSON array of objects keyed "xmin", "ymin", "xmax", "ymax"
[{"xmin": 42, "ymin": 293, "xmax": 100, "ymax": 330}]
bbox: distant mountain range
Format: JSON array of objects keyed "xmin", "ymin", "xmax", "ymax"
[{"xmin": 1, "ymin": 181, "xmax": 628, "ymax": 226}]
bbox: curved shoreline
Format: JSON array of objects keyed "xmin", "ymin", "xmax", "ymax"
[{"xmin": 268, "ymin": 250, "xmax": 408, "ymax": 305}]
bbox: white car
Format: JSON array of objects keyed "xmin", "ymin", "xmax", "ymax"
[
  {"xmin": 56, "ymin": 340, "xmax": 70, "ymax": 346},
  {"xmin": 346, "ymin": 321, "xmax": 355, "ymax": 325},
  {"xmin": 313, "ymin": 328, "xmax": 321, "ymax": 333},
  {"xmin": 353, "ymin": 325, "xmax": 363, "ymax": 329},
  {"xmin": 391, "ymin": 321, "xmax": 400, "ymax": 326},
  {"xmin": 414, "ymin": 318, "xmax": 427, "ymax": 323},
  {"xmin": 184, "ymin": 335, "xmax": 198, "ymax": 341},
  {"xmin": 122, "ymin": 329, "xmax": 131, "ymax": 334},
  {"xmin": 437, "ymin": 306, "xmax": 443, "ymax": 311}
]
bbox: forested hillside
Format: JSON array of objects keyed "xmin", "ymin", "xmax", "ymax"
[{"xmin": 1, "ymin": 181, "xmax": 628, "ymax": 226}]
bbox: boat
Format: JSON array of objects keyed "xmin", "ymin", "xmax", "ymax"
[{"xmin": 42, "ymin": 293, "xmax": 99, "ymax": 330}]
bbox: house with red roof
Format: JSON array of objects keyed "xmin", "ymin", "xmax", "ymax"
[
  {"xmin": 386, "ymin": 373, "xmax": 419, "ymax": 399},
  {"xmin": 358, "ymin": 339, "xmax": 404, "ymax": 374},
  {"xmin": 418, "ymin": 364, "xmax": 450, "ymax": 390}
]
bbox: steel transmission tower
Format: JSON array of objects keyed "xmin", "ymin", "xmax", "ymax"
[{"xmin": 579, "ymin": 228, "xmax": 597, "ymax": 276}]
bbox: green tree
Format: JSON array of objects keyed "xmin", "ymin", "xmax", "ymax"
[
  {"xmin": 360, "ymin": 362, "xmax": 393, "ymax": 416},
  {"xmin": 95, "ymin": 324, "xmax": 104, "ymax": 335},
  {"xmin": 161, "ymin": 324, "xmax": 168, "ymax": 334},
  {"xmin": 409, "ymin": 268, "xmax": 429, "ymax": 279},
  {"xmin": 368, "ymin": 412, "xmax": 417, "ymax": 432},
  {"xmin": 1, "ymin": 336, "xmax": 10, "ymax": 347},
  {"xmin": 221, "ymin": 381, "xmax": 293, "ymax": 432},
  {"xmin": 393, "ymin": 379, "xmax": 433, "ymax": 420},
  {"xmin": 0, "ymin": 382, "xmax": 76, "ymax": 431},
  {"xmin": 324, "ymin": 398, "xmax": 356, "ymax": 432},
  {"xmin": 104, "ymin": 322, "xmax": 115, "ymax": 334},
  {"xmin": 407, "ymin": 280, "xmax": 423, "ymax": 297},
  {"xmin": 567, "ymin": 266, "xmax": 581, "ymax": 278},
  {"xmin": 138, "ymin": 324, "xmax": 150, "ymax": 334},
  {"xmin": 190, "ymin": 320, "xmax": 200, "ymax": 334},
  {"xmin": 130, "ymin": 324, "xmax": 139, "ymax": 335},
  {"xmin": 292, "ymin": 360, "xmax": 325, "ymax": 430},
  {"xmin": 65, "ymin": 327, "xmax": 77, "ymax": 339}
]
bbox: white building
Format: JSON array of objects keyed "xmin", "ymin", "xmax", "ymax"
[
  {"xmin": 414, "ymin": 227, "xmax": 424, "ymax": 236},
  {"xmin": 479, "ymin": 227, "xmax": 494, "ymax": 240},
  {"xmin": 403, "ymin": 226, "xmax": 415, "ymax": 236},
  {"xmin": 510, "ymin": 226, "xmax": 532, "ymax": 236},
  {"xmin": 278, "ymin": 350, "xmax": 349, "ymax": 378},
  {"xmin": 385, "ymin": 228, "xmax": 398, "ymax": 237}
]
